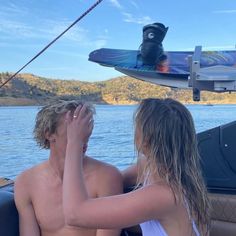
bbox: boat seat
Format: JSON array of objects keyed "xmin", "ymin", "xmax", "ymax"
[
  {"xmin": 0, "ymin": 189, "xmax": 19, "ymax": 236},
  {"xmin": 209, "ymin": 193, "xmax": 236, "ymax": 236}
]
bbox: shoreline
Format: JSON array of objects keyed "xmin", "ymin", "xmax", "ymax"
[
  {"xmin": 0, "ymin": 97, "xmax": 236, "ymax": 106},
  {"xmin": 1, "ymin": 73, "xmax": 236, "ymax": 106}
]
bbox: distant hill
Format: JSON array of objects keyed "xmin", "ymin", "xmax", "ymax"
[{"xmin": 0, "ymin": 72, "xmax": 235, "ymax": 105}]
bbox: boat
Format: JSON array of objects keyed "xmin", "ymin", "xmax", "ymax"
[{"xmin": 1, "ymin": 120, "xmax": 236, "ymax": 236}]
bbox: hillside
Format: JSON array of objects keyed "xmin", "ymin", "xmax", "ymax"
[{"xmin": 0, "ymin": 72, "xmax": 235, "ymax": 105}]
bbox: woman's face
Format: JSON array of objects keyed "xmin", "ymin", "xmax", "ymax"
[
  {"xmin": 135, "ymin": 126, "xmax": 145, "ymax": 154},
  {"xmin": 135, "ymin": 126, "xmax": 141, "ymax": 148},
  {"xmin": 135, "ymin": 125, "xmax": 151, "ymax": 158}
]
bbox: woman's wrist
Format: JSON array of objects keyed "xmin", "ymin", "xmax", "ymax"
[
  {"xmin": 66, "ymin": 140, "xmax": 84, "ymax": 152},
  {"xmin": 67, "ymin": 137, "xmax": 84, "ymax": 145}
]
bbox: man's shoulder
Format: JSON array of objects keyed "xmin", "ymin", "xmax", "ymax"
[
  {"xmin": 15, "ymin": 162, "xmax": 47, "ymax": 190},
  {"xmin": 86, "ymin": 157, "xmax": 123, "ymax": 196},
  {"xmin": 86, "ymin": 156, "xmax": 122, "ymax": 179}
]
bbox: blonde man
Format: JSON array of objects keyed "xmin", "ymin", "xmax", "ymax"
[{"xmin": 14, "ymin": 100, "xmax": 123, "ymax": 236}]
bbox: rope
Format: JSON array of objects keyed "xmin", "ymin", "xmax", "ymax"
[{"xmin": 0, "ymin": 0, "xmax": 104, "ymax": 89}]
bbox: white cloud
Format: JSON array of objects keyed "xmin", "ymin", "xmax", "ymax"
[
  {"xmin": 0, "ymin": 19, "xmax": 39, "ymax": 38},
  {"xmin": 0, "ymin": 1, "xmax": 108, "ymax": 49},
  {"xmin": 108, "ymin": 0, "xmax": 123, "ymax": 9},
  {"xmin": 122, "ymin": 12, "xmax": 152, "ymax": 25},
  {"xmin": 0, "ymin": 3, "xmax": 27, "ymax": 16},
  {"xmin": 107, "ymin": 1, "xmax": 151, "ymax": 26},
  {"xmin": 130, "ymin": 0, "xmax": 139, "ymax": 9},
  {"xmin": 0, "ymin": 16, "xmax": 108, "ymax": 49},
  {"xmin": 0, "ymin": 41, "xmax": 43, "ymax": 48},
  {"xmin": 41, "ymin": 20, "xmax": 90, "ymax": 42},
  {"xmin": 213, "ymin": 10, "xmax": 236, "ymax": 14}
]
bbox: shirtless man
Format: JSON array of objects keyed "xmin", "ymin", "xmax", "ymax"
[{"xmin": 14, "ymin": 100, "xmax": 123, "ymax": 236}]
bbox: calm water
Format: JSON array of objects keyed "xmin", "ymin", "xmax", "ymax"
[{"xmin": 0, "ymin": 104, "xmax": 236, "ymax": 179}]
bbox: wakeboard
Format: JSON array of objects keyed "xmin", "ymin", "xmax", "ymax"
[{"xmin": 89, "ymin": 48, "xmax": 236, "ymax": 88}]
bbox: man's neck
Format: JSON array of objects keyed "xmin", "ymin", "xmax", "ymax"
[
  {"xmin": 48, "ymin": 153, "xmax": 65, "ymax": 181},
  {"xmin": 48, "ymin": 152, "xmax": 86, "ymax": 181}
]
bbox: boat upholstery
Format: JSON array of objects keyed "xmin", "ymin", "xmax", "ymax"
[
  {"xmin": 210, "ymin": 193, "xmax": 236, "ymax": 236},
  {"xmin": 0, "ymin": 187, "xmax": 19, "ymax": 236}
]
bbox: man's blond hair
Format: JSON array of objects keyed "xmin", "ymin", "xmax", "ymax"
[{"xmin": 34, "ymin": 100, "xmax": 95, "ymax": 149}]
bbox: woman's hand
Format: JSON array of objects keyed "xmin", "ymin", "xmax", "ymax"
[{"xmin": 65, "ymin": 104, "xmax": 94, "ymax": 145}]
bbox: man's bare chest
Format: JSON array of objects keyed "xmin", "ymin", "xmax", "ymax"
[
  {"xmin": 31, "ymin": 178, "xmax": 95, "ymax": 233},
  {"xmin": 32, "ymin": 182, "xmax": 65, "ymax": 231}
]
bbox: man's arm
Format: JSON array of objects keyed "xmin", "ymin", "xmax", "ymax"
[
  {"xmin": 14, "ymin": 174, "xmax": 40, "ymax": 236},
  {"xmin": 122, "ymin": 156, "xmax": 146, "ymax": 190},
  {"xmin": 122, "ymin": 164, "xmax": 138, "ymax": 190},
  {"xmin": 96, "ymin": 165, "xmax": 123, "ymax": 236},
  {"xmin": 121, "ymin": 163, "xmax": 143, "ymax": 235}
]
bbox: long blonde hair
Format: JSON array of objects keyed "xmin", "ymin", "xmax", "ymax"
[{"xmin": 134, "ymin": 98, "xmax": 210, "ymax": 234}]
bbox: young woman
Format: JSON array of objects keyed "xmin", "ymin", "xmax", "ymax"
[{"xmin": 63, "ymin": 98, "xmax": 211, "ymax": 236}]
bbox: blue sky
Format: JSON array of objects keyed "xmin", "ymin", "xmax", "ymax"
[{"xmin": 1, "ymin": 0, "xmax": 236, "ymax": 81}]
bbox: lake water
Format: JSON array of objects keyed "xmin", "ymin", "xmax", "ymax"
[{"xmin": 0, "ymin": 104, "xmax": 236, "ymax": 179}]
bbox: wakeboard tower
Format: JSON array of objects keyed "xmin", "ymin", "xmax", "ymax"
[{"xmin": 89, "ymin": 22, "xmax": 236, "ymax": 101}]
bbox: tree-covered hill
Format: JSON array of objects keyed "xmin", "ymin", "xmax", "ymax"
[{"xmin": 0, "ymin": 72, "xmax": 235, "ymax": 105}]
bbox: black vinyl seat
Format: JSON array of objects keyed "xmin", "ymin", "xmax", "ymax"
[{"xmin": 0, "ymin": 185, "xmax": 19, "ymax": 236}]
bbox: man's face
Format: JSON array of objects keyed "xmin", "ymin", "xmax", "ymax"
[
  {"xmin": 53, "ymin": 114, "xmax": 68, "ymax": 157},
  {"xmin": 51, "ymin": 113, "xmax": 92, "ymax": 157}
]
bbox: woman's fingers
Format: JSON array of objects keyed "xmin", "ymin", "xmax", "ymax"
[
  {"xmin": 72, "ymin": 103, "xmax": 91, "ymax": 120},
  {"xmin": 81, "ymin": 111, "xmax": 94, "ymax": 132},
  {"xmin": 66, "ymin": 104, "xmax": 94, "ymax": 146},
  {"xmin": 73, "ymin": 104, "xmax": 83, "ymax": 119},
  {"xmin": 78, "ymin": 104, "xmax": 90, "ymax": 119},
  {"xmin": 65, "ymin": 110, "xmax": 72, "ymax": 123},
  {"xmin": 72, "ymin": 104, "xmax": 94, "ymax": 130},
  {"xmin": 74, "ymin": 104, "xmax": 93, "ymax": 123},
  {"xmin": 87, "ymin": 113, "xmax": 94, "ymax": 128},
  {"xmin": 70, "ymin": 104, "xmax": 94, "ymax": 132}
]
